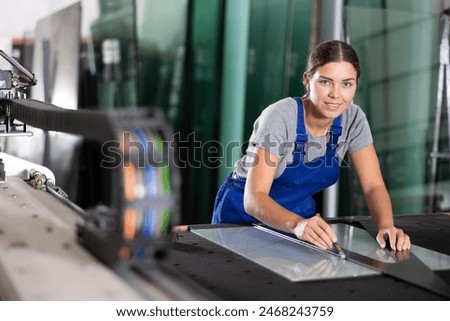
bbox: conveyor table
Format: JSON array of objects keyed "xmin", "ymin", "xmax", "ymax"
[{"xmin": 162, "ymin": 213, "xmax": 450, "ymax": 300}]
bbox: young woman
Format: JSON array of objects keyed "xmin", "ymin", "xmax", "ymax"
[{"xmin": 212, "ymin": 40, "xmax": 410, "ymax": 251}]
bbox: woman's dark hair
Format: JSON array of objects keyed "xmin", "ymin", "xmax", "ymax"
[{"xmin": 305, "ymin": 40, "xmax": 360, "ymax": 80}]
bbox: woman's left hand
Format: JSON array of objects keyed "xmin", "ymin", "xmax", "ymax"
[{"xmin": 376, "ymin": 227, "xmax": 411, "ymax": 251}]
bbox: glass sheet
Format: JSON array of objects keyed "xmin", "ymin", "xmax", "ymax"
[
  {"xmin": 333, "ymin": 224, "xmax": 450, "ymax": 270},
  {"xmin": 191, "ymin": 226, "xmax": 380, "ymax": 282},
  {"xmin": 191, "ymin": 223, "xmax": 450, "ymax": 282}
]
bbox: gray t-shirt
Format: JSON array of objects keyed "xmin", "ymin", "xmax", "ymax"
[{"xmin": 234, "ymin": 97, "xmax": 373, "ymax": 178}]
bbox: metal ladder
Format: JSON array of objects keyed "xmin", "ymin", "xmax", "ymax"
[{"xmin": 429, "ymin": 12, "xmax": 450, "ymax": 212}]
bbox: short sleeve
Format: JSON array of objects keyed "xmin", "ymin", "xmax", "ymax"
[
  {"xmin": 346, "ymin": 105, "xmax": 373, "ymax": 154},
  {"xmin": 247, "ymin": 100, "xmax": 296, "ymax": 159}
]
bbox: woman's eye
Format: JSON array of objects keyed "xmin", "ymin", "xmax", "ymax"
[
  {"xmin": 320, "ymin": 80, "xmax": 330, "ymax": 85},
  {"xmin": 343, "ymin": 82, "xmax": 352, "ymax": 88}
]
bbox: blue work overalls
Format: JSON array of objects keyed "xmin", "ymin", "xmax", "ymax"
[{"xmin": 212, "ymin": 97, "xmax": 342, "ymax": 223}]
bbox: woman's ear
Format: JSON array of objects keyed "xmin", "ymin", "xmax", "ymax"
[{"xmin": 302, "ymin": 72, "xmax": 310, "ymax": 92}]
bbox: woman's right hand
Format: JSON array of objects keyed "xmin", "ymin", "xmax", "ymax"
[
  {"xmin": 244, "ymin": 147, "xmax": 337, "ymax": 249},
  {"xmin": 293, "ymin": 214, "xmax": 337, "ymax": 249}
]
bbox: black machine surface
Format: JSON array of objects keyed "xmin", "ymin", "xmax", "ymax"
[{"xmin": 163, "ymin": 213, "xmax": 450, "ymax": 300}]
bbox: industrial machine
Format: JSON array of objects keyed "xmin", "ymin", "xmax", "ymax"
[{"xmin": 0, "ymin": 48, "xmax": 215, "ymax": 300}]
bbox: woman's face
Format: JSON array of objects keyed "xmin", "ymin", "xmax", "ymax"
[{"xmin": 304, "ymin": 61, "xmax": 358, "ymax": 120}]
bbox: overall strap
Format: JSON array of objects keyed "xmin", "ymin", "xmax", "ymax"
[
  {"xmin": 327, "ymin": 115, "xmax": 342, "ymax": 156},
  {"xmin": 292, "ymin": 97, "xmax": 308, "ymax": 156}
]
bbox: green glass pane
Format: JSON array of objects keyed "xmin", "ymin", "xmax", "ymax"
[{"xmin": 342, "ymin": 4, "xmax": 444, "ymax": 215}]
